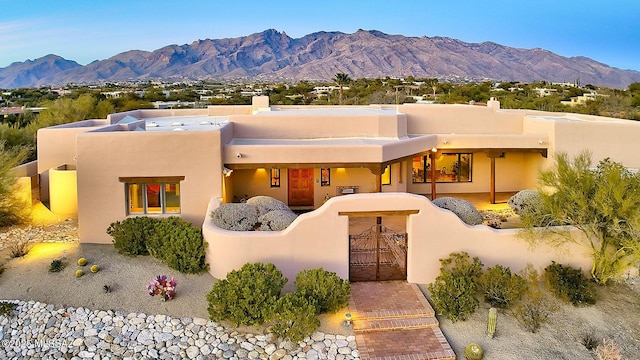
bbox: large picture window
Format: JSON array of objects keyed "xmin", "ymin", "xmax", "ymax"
[
  {"xmin": 412, "ymin": 153, "xmax": 472, "ymax": 183},
  {"xmin": 121, "ymin": 176, "xmax": 183, "ymax": 215}
]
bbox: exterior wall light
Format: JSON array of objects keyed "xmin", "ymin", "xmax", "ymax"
[
  {"xmin": 538, "ymin": 140, "xmax": 545, "ymax": 145},
  {"xmin": 222, "ymin": 167, "xmax": 233, "ymax": 177},
  {"xmin": 431, "ymin": 147, "xmax": 438, "ymax": 153},
  {"xmin": 443, "ymin": 140, "xmax": 450, "ymax": 145}
]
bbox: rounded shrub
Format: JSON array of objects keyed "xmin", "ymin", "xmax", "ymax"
[
  {"xmin": 77, "ymin": 258, "xmax": 87, "ymax": 266},
  {"xmin": 246, "ymin": 196, "xmax": 290, "ymax": 217},
  {"xmin": 427, "ymin": 252, "xmax": 484, "ymax": 322},
  {"xmin": 49, "ymin": 259, "xmax": 65, "ymax": 273},
  {"xmin": 206, "ymin": 262, "xmax": 287, "ymax": 326},
  {"xmin": 432, "ymin": 197, "xmax": 483, "ymax": 225},
  {"xmin": 210, "ymin": 203, "xmax": 259, "ymax": 231},
  {"xmin": 259, "ymin": 210, "xmax": 298, "ymax": 231},
  {"xmin": 479, "ymin": 264, "xmax": 526, "ymax": 309},
  {"xmin": 90, "ymin": 265, "xmax": 100, "ymax": 273},
  {"xmin": 75, "ymin": 269, "xmax": 84, "ymax": 278},
  {"xmin": 106, "ymin": 216, "xmax": 160, "ymax": 256},
  {"xmin": 147, "ymin": 217, "xmax": 208, "ymax": 274},
  {"xmin": 543, "ymin": 261, "xmax": 596, "ymax": 306},
  {"xmin": 294, "ymin": 268, "xmax": 351, "ymax": 314},
  {"xmin": 270, "ymin": 292, "xmax": 320, "ymax": 342}
]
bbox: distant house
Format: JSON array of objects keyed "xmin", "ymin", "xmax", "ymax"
[{"xmin": 28, "ymin": 96, "xmax": 638, "ymax": 282}]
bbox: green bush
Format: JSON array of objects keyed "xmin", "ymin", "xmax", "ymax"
[
  {"xmin": 270, "ymin": 292, "xmax": 320, "ymax": 342},
  {"xmin": 206, "ymin": 262, "xmax": 287, "ymax": 326},
  {"xmin": 0, "ymin": 301, "xmax": 17, "ymax": 316},
  {"xmin": 479, "ymin": 264, "xmax": 526, "ymax": 309},
  {"xmin": 148, "ymin": 217, "xmax": 208, "ymax": 274},
  {"xmin": 427, "ymin": 252, "xmax": 484, "ymax": 322},
  {"xmin": 544, "ymin": 262, "xmax": 596, "ymax": 306},
  {"xmin": 49, "ymin": 259, "xmax": 65, "ymax": 273},
  {"xmin": 512, "ymin": 266, "xmax": 557, "ymax": 333},
  {"xmin": 295, "ymin": 268, "xmax": 351, "ymax": 314},
  {"xmin": 106, "ymin": 216, "xmax": 207, "ymax": 273},
  {"xmin": 106, "ymin": 217, "xmax": 159, "ymax": 256}
]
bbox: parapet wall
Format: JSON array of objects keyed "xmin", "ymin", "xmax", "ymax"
[{"xmin": 203, "ymin": 192, "xmax": 592, "ymax": 283}]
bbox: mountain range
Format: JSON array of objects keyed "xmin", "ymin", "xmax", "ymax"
[{"xmin": 1, "ymin": 29, "xmax": 639, "ymax": 89}]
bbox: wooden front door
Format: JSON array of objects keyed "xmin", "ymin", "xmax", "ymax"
[{"xmin": 288, "ymin": 168, "xmax": 314, "ymax": 206}]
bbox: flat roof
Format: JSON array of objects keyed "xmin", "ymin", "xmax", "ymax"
[
  {"xmin": 143, "ymin": 116, "xmax": 229, "ymax": 131},
  {"xmin": 228, "ymin": 136, "xmax": 406, "ymax": 146}
]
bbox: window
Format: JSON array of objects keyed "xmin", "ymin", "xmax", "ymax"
[
  {"xmin": 321, "ymin": 168, "xmax": 330, "ymax": 186},
  {"xmin": 270, "ymin": 168, "xmax": 281, "ymax": 187},
  {"xmin": 381, "ymin": 165, "xmax": 391, "ymax": 185},
  {"xmin": 412, "ymin": 153, "xmax": 472, "ymax": 183},
  {"xmin": 120, "ymin": 176, "xmax": 183, "ymax": 215}
]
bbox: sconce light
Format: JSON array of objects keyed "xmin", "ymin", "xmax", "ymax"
[
  {"xmin": 538, "ymin": 140, "xmax": 545, "ymax": 145},
  {"xmin": 344, "ymin": 313, "xmax": 352, "ymax": 326},
  {"xmin": 222, "ymin": 167, "xmax": 233, "ymax": 177},
  {"xmin": 443, "ymin": 140, "xmax": 449, "ymax": 145},
  {"xmin": 431, "ymin": 147, "xmax": 438, "ymax": 153}
]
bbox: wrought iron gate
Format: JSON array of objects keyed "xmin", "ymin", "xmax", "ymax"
[{"xmin": 349, "ymin": 224, "xmax": 407, "ymax": 281}]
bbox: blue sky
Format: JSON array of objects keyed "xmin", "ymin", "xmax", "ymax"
[{"xmin": 1, "ymin": 0, "xmax": 639, "ymax": 71}]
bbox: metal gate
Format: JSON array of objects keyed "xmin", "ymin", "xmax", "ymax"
[{"xmin": 349, "ymin": 224, "xmax": 407, "ymax": 281}]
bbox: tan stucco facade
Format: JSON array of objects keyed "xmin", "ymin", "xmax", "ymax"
[{"xmin": 31, "ymin": 97, "xmax": 640, "ymax": 280}]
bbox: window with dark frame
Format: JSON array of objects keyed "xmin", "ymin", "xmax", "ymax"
[
  {"xmin": 412, "ymin": 153, "xmax": 472, "ymax": 183},
  {"xmin": 270, "ymin": 168, "xmax": 281, "ymax": 187},
  {"xmin": 321, "ymin": 168, "xmax": 330, "ymax": 186},
  {"xmin": 122, "ymin": 178, "xmax": 182, "ymax": 215}
]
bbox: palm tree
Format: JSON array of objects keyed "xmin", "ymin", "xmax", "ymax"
[{"xmin": 333, "ymin": 73, "xmax": 352, "ymax": 104}]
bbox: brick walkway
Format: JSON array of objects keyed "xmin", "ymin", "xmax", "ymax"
[{"xmin": 349, "ymin": 281, "xmax": 455, "ymax": 360}]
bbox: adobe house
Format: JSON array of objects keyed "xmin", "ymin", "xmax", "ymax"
[{"xmin": 31, "ymin": 96, "xmax": 640, "ymax": 281}]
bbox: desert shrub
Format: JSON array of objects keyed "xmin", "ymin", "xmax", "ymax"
[
  {"xmin": 594, "ymin": 339, "xmax": 626, "ymax": 360},
  {"xmin": 432, "ymin": 197, "xmax": 483, "ymax": 225},
  {"xmin": 479, "ymin": 264, "xmax": 527, "ymax": 309},
  {"xmin": 512, "ymin": 266, "xmax": 557, "ymax": 333},
  {"xmin": 246, "ymin": 196, "xmax": 290, "ymax": 217},
  {"xmin": 270, "ymin": 292, "xmax": 320, "ymax": 342},
  {"xmin": 0, "ymin": 301, "xmax": 17, "ymax": 316},
  {"xmin": 295, "ymin": 268, "xmax": 350, "ymax": 314},
  {"xmin": 582, "ymin": 330, "xmax": 600, "ymax": 350},
  {"xmin": 259, "ymin": 210, "xmax": 298, "ymax": 231},
  {"xmin": 427, "ymin": 252, "xmax": 484, "ymax": 322},
  {"xmin": 49, "ymin": 259, "xmax": 65, "ymax": 273},
  {"xmin": 0, "ymin": 141, "xmax": 30, "ymax": 228},
  {"xmin": 106, "ymin": 216, "xmax": 159, "ymax": 256},
  {"xmin": 507, "ymin": 190, "xmax": 541, "ymax": 216},
  {"xmin": 210, "ymin": 203, "xmax": 259, "ymax": 231},
  {"xmin": 8, "ymin": 239, "xmax": 31, "ymax": 258},
  {"xmin": 544, "ymin": 262, "xmax": 596, "ymax": 306},
  {"xmin": 148, "ymin": 217, "xmax": 208, "ymax": 274},
  {"xmin": 206, "ymin": 262, "xmax": 287, "ymax": 326}
]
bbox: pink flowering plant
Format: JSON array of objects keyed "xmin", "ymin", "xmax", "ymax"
[{"xmin": 147, "ymin": 275, "xmax": 177, "ymax": 301}]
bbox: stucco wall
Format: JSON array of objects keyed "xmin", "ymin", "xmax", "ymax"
[
  {"xmin": 76, "ymin": 129, "xmax": 223, "ymax": 243},
  {"xmin": 203, "ymin": 193, "xmax": 592, "ymax": 283}
]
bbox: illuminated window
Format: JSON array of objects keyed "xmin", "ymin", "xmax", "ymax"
[
  {"xmin": 120, "ymin": 177, "xmax": 183, "ymax": 215},
  {"xmin": 270, "ymin": 168, "xmax": 281, "ymax": 187},
  {"xmin": 381, "ymin": 165, "xmax": 391, "ymax": 185},
  {"xmin": 412, "ymin": 153, "xmax": 472, "ymax": 183}
]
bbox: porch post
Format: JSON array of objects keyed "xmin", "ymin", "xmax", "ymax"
[
  {"xmin": 430, "ymin": 152, "xmax": 437, "ymax": 200},
  {"xmin": 369, "ymin": 165, "xmax": 384, "ymax": 193},
  {"xmin": 490, "ymin": 157, "xmax": 496, "ymax": 204}
]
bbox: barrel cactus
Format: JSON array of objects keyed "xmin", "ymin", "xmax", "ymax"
[
  {"xmin": 432, "ymin": 197, "xmax": 483, "ymax": 225},
  {"xmin": 464, "ymin": 343, "xmax": 483, "ymax": 360},
  {"xmin": 77, "ymin": 258, "xmax": 88, "ymax": 266},
  {"xmin": 75, "ymin": 269, "xmax": 84, "ymax": 278},
  {"xmin": 90, "ymin": 265, "xmax": 100, "ymax": 273}
]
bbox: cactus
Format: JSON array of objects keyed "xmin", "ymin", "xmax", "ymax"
[
  {"xmin": 464, "ymin": 343, "xmax": 483, "ymax": 360},
  {"xmin": 487, "ymin": 307, "xmax": 498, "ymax": 338},
  {"xmin": 90, "ymin": 265, "xmax": 100, "ymax": 273},
  {"xmin": 77, "ymin": 258, "xmax": 87, "ymax": 266},
  {"xmin": 75, "ymin": 269, "xmax": 84, "ymax": 277}
]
